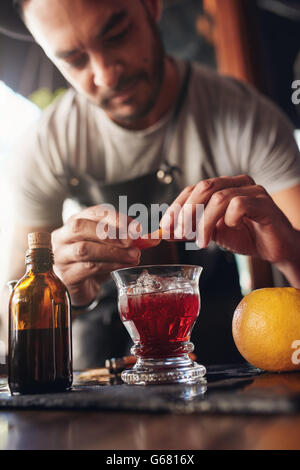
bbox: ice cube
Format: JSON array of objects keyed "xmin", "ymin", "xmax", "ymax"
[
  {"xmin": 134, "ymin": 269, "xmax": 162, "ymax": 293},
  {"xmin": 130, "ymin": 270, "xmax": 190, "ymax": 295}
]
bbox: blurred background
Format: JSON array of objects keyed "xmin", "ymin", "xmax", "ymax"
[{"xmin": 0, "ymin": 0, "xmax": 299, "ymax": 293}]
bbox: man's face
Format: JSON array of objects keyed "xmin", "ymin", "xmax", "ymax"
[{"xmin": 23, "ymin": 0, "xmax": 165, "ymax": 124}]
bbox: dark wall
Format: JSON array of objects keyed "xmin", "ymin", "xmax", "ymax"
[
  {"xmin": 256, "ymin": 3, "xmax": 300, "ymax": 128},
  {"xmin": 160, "ymin": 0, "xmax": 216, "ymax": 68}
]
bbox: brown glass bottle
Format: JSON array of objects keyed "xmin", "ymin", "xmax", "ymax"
[{"xmin": 8, "ymin": 233, "xmax": 73, "ymax": 395}]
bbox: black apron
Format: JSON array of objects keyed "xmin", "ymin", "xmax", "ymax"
[{"xmin": 66, "ymin": 63, "xmax": 244, "ymax": 369}]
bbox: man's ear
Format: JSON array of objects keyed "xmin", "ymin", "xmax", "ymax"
[{"xmin": 142, "ymin": 0, "xmax": 162, "ymax": 22}]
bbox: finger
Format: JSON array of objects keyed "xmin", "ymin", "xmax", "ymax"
[
  {"xmin": 132, "ymin": 228, "xmax": 163, "ymax": 250},
  {"xmin": 211, "ymin": 217, "xmax": 249, "ymax": 254},
  {"xmin": 75, "ymin": 205, "xmax": 137, "ymax": 241},
  {"xmin": 199, "ymin": 185, "xmax": 266, "ymax": 247},
  {"xmin": 53, "ymin": 217, "xmax": 132, "ymax": 249},
  {"xmin": 224, "ymin": 193, "xmax": 274, "ymax": 228},
  {"xmin": 65, "ymin": 204, "xmax": 137, "ymax": 244},
  {"xmin": 55, "ymin": 240, "xmax": 141, "ymax": 265},
  {"xmin": 52, "ymin": 218, "xmax": 99, "ymax": 248},
  {"xmin": 67, "ymin": 204, "xmax": 130, "ymax": 225},
  {"xmin": 176, "ymin": 175, "xmax": 256, "ymax": 232},
  {"xmin": 211, "ymin": 197, "xmax": 275, "ymax": 254},
  {"xmin": 174, "ymin": 202, "xmax": 199, "ymax": 240},
  {"xmin": 187, "ymin": 174, "xmax": 256, "ymax": 206},
  {"xmin": 160, "ymin": 175, "xmax": 255, "ymax": 234},
  {"xmin": 93, "ymin": 208, "xmax": 138, "ymax": 244},
  {"xmin": 160, "ymin": 186, "xmax": 194, "ymax": 233}
]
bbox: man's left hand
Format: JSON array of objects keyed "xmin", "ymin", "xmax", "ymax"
[{"xmin": 160, "ymin": 174, "xmax": 299, "ymax": 265}]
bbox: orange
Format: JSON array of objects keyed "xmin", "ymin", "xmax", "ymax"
[
  {"xmin": 232, "ymin": 288, "xmax": 300, "ymax": 372},
  {"xmin": 132, "ymin": 228, "xmax": 163, "ymax": 250}
]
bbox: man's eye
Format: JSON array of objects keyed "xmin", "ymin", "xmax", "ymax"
[
  {"xmin": 68, "ymin": 56, "xmax": 88, "ymax": 69},
  {"xmin": 105, "ymin": 26, "xmax": 131, "ymax": 44}
]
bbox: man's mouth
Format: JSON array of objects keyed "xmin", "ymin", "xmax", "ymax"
[{"xmin": 110, "ymin": 76, "xmax": 140, "ymax": 103}]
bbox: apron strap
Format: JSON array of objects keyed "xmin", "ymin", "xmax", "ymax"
[{"xmin": 160, "ymin": 61, "xmax": 192, "ymax": 163}]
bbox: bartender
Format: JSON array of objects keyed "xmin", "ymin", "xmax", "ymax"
[{"xmin": 1, "ymin": 0, "xmax": 300, "ymax": 368}]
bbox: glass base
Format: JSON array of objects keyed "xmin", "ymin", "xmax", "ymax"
[{"xmin": 121, "ymin": 354, "xmax": 206, "ymax": 385}]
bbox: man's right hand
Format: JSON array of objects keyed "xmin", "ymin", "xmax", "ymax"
[{"xmin": 52, "ymin": 205, "xmax": 141, "ymax": 307}]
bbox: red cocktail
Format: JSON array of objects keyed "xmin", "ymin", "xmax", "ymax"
[
  {"xmin": 112, "ymin": 265, "xmax": 206, "ymax": 385},
  {"xmin": 120, "ymin": 291, "xmax": 199, "ymax": 358}
]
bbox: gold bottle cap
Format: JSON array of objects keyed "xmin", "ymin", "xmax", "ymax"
[{"xmin": 28, "ymin": 232, "xmax": 52, "ymax": 250}]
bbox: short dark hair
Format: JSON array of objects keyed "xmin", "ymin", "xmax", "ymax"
[
  {"xmin": 13, "ymin": 0, "xmax": 28, "ymax": 19},
  {"xmin": 13, "ymin": 0, "xmax": 27, "ymax": 12},
  {"xmin": 14, "ymin": 0, "xmax": 26, "ymax": 5}
]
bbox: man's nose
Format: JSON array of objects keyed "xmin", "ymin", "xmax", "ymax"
[{"xmin": 90, "ymin": 53, "xmax": 124, "ymax": 89}]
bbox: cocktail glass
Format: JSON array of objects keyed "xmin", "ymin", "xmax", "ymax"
[{"xmin": 111, "ymin": 265, "xmax": 206, "ymax": 385}]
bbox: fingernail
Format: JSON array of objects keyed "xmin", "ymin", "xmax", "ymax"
[
  {"xmin": 177, "ymin": 211, "xmax": 183, "ymax": 227},
  {"xmin": 160, "ymin": 213, "xmax": 168, "ymax": 227},
  {"xmin": 160, "ymin": 210, "xmax": 173, "ymax": 231},
  {"xmin": 174, "ymin": 226, "xmax": 183, "ymax": 239}
]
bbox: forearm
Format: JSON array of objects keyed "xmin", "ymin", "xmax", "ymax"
[
  {"xmin": 276, "ymin": 259, "xmax": 300, "ymax": 289},
  {"xmin": 275, "ymin": 230, "xmax": 300, "ymax": 288}
]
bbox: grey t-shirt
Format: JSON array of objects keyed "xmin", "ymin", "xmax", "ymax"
[{"xmin": 9, "ymin": 59, "xmax": 300, "ymax": 227}]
